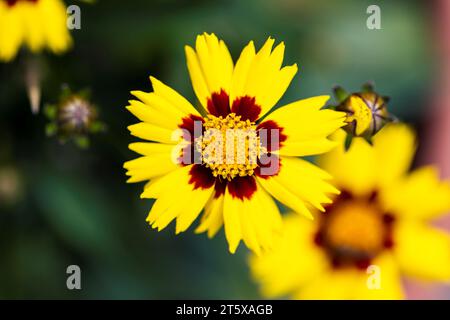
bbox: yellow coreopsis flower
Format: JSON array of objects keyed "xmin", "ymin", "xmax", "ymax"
[
  {"xmin": 0, "ymin": 0, "xmax": 72, "ymax": 61},
  {"xmin": 124, "ymin": 33, "xmax": 345, "ymax": 254},
  {"xmin": 250, "ymin": 123, "xmax": 450, "ymax": 299}
]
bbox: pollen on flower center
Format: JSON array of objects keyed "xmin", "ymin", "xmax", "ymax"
[
  {"xmin": 195, "ymin": 113, "xmax": 265, "ymax": 181},
  {"xmin": 314, "ymin": 192, "xmax": 395, "ymax": 269},
  {"xmin": 324, "ymin": 201, "xmax": 386, "ymax": 256}
]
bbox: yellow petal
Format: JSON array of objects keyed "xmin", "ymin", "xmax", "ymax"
[
  {"xmin": 150, "ymin": 76, "xmax": 200, "ymax": 116},
  {"xmin": 40, "ymin": 0, "xmax": 72, "ymax": 53},
  {"xmin": 195, "ymin": 194, "xmax": 224, "ymax": 238},
  {"xmin": 124, "ymin": 153, "xmax": 179, "ymax": 183},
  {"xmin": 128, "ymin": 122, "xmax": 181, "ymax": 144},
  {"xmin": 231, "ymin": 38, "xmax": 298, "ymax": 118},
  {"xmin": 126, "ymin": 100, "xmax": 180, "ymax": 130},
  {"xmin": 127, "ymin": 77, "xmax": 200, "ymax": 136},
  {"xmin": 223, "ymin": 189, "xmax": 242, "ymax": 254},
  {"xmin": 352, "ymin": 253, "xmax": 405, "ymax": 300},
  {"xmin": 294, "ymin": 253, "xmax": 404, "ymax": 300},
  {"xmin": 279, "ymin": 139, "xmax": 339, "ymax": 157},
  {"xmin": 239, "ymin": 198, "xmax": 262, "ymax": 256},
  {"xmin": 275, "ymin": 157, "xmax": 339, "ymax": 212},
  {"xmin": 394, "ymin": 221, "xmax": 450, "ymax": 281},
  {"xmin": 23, "ymin": 1, "xmax": 45, "ymax": 52},
  {"xmin": 372, "ymin": 123, "xmax": 416, "ymax": 187},
  {"xmin": 128, "ymin": 142, "xmax": 177, "ymax": 156},
  {"xmin": 318, "ymin": 129, "xmax": 377, "ymax": 196},
  {"xmin": 257, "ymin": 174, "xmax": 313, "ymax": 219},
  {"xmin": 293, "ymin": 269, "xmax": 359, "ymax": 300},
  {"xmin": 0, "ymin": 2, "xmax": 24, "ymax": 61},
  {"xmin": 185, "ymin": 33, "xmax": 233, "ymax": 108},
  {"xmin": 257, "ymin": 157, "xmax": 338, "ymax": 219},
  {"xmin": 130, "ymin": 91, "xmax": 185, "ymax": 120},
  {"xmin": 249, "ymin": 213, "xmax": 327, "ymax": 298},
  {"xmin": 230, "ymin": 41, "xmax": 256, "ymax": 105},
  {"xmin": 250, "ymin": 180, "xmax": 283, "ymax": 251},
  {"xmin": 223, "ymin": 182, "xmax": 282, "ymax": 254},
  {"xmin": 142, "ymin": 165, "xmax": 214, "ymax": 233},
  {"xmin": 262, "ymin": 95, "xmax": 345, "ymax": 156},
  {"xmin": 381, "ymin": 166, "xmax": 450, "ymax": 221}
]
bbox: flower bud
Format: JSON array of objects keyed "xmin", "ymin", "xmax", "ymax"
[
  {"xmin": 331, "ymin": 83, "xmax": 396, "ymax": 148},
  {"xmin": 45, "ymin": 87, "xmax": 105, "ymax": 148}
]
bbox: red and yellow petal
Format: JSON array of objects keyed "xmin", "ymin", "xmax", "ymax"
[
  {"xmin": 258, "ymin": 157, "xmax": 339, "ymax": 219},
  {"xmin": 230, "ymin": 38, "xmax": 298, "ymax": 118},
  {"xmin": 127, "ymin": 77, "xmax": 202, "ymax": 144},
  {"xmin": 223, "ymin": 179, "xmax": 282, "ymax": 254},
  {"xmin": 0, "ymin": 1, "xmax": 24, "ymax": 61},
  {"xmin": 0, "ymin": 0, "xmax": 71, "ymax": 61},
  {"xmin": 185, "ymin": 33, "xmax": 234, "ymax": 109},
  {"xmin": 140, "ymin": 165, "xmax": 214, "ymax": 234},
  {"xmin": 260, "ymin": 95, "xmax": 345, "ymax": 156}
]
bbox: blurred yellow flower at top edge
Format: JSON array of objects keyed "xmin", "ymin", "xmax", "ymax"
[
  {"xmin": 124, "ymin": 33, "xmax": 346, "ymax": 254},
  {"xmin": 0, "ymin": 0, "xmax": 72, "ymax": 61},
  {"xmin": 250, "ymin": 123, "xmax": 450, "ymax": 299}
]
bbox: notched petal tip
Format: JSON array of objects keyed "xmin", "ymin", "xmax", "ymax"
[
  {"xmin": 284, "ymin": 62, "xmax": 298, "ymax": 73},
  {"xmin": 139, "ymin": 191, "xmax": 149, "ymax": 199},
  {"xmin": 126, "ymin": 176, "xmax": 138, "ymax": 183},
  {"xmin": 149, "ymin": 75, "xmax": 160, "ymax": 87},
  {"xmin": 228, "ymin": 244, "xmax": 238, "ymax": 254}
]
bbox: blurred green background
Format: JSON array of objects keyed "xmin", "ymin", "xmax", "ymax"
[{"xmin": 0, "ymin": 0, "xmax": 441, "ymax": 298}]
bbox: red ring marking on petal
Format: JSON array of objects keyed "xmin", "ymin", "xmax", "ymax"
[
  {"xmin": 227, "ymin": 176, "xmax": 257, "ymax": 200},
  {"xmin": 179, "ymin": 114, "xmax": 204, "ymax": 141},
  {"xmin": 383, "ymin": 234, "xmax": 395, "ymax": 249},
  {"xmin": 207, "ymin": 90, "xmax": 230, "ymax": 118},
  {"xmin": 231, "ymin": 96, "xmax": 261, "ymax": 122},
  {"xmin": 178, "ymin": 114, "xmax": 204, "ymax": 165},
  {"xmin": 214, "ymin": 179, "xmax": 227, "ymax": 198},
  {"xmin": 254, "ymin": 154, "xmax": 281, "ymax": 179},
  {"xmin": 257, "ymin": 120, "xmax": 287, "ymax": 152},
  {"xmin": 355, "ymin": 258, "xmax": 372, "ymax": 270},
  {"xmin": 188, "ymin": 164, "xmax": 215, "ymax": 190}
]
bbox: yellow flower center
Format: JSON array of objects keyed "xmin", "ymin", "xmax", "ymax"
[
  {"xmin": 323, "ymin": 200, "xmax": 385, "ymax": 257},
  {"xmin": 195, "ymin": 113, "xmax": 264, "ymax": 181}
]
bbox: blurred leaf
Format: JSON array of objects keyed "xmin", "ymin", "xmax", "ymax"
[{"xmin": 32, "ymin": 172, "xmax": 121, "ymax": 257}]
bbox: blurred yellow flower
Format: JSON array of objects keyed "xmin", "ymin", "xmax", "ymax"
[
  {"xmin": 250, "ymin": 124, "xmax": 450, "ymax": 299},
  {"xmin": 0, "ymin": 0, "xmax": 72, "ymax": 61},
  {"xmin": 124, "ymin": 33, "xmax": 345, "ymax": 254}
]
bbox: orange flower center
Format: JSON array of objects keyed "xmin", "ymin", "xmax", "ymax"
[
  {"xmin": 324, "ymin": 201, "xmax": 385, "ymax": 256},
  {"xmin": 314, "ymin": 192, "xmax": 394, "ymax": 269}
]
